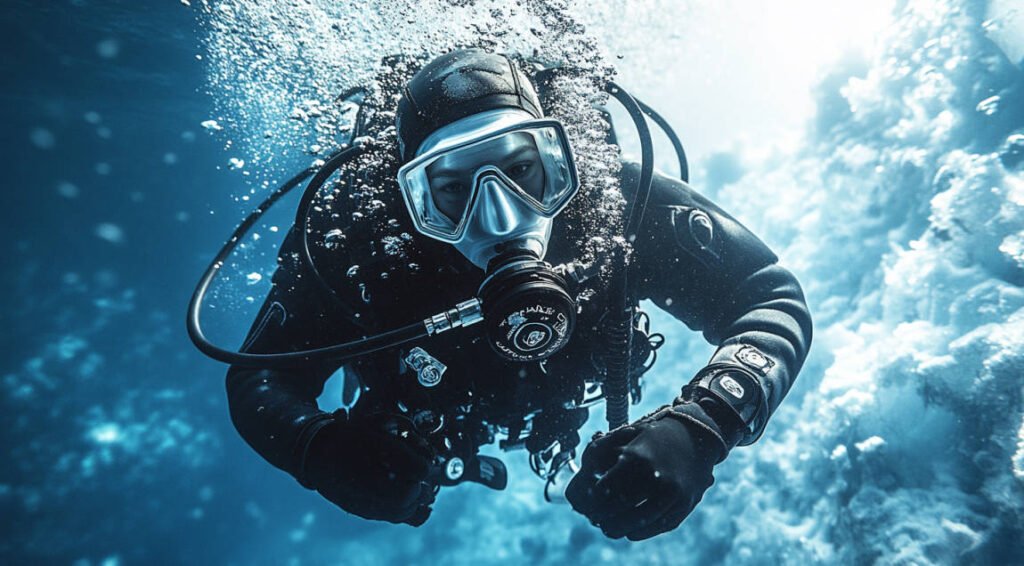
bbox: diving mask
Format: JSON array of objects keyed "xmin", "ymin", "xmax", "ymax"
[{"xmin": 397, "ymin": 108, "xmax": 580, "ymax": 268}]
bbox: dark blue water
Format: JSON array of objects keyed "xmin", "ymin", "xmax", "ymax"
[{"xmin": 0, "ymin": 3, "xmax": 379, "ymax": 564}]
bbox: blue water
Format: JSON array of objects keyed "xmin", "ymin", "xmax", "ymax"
[
  {"xmin": 4, "ymin": 1, "xmax": 1024, "ymax": 564},
  {"xmin": 1, "ymin": 3, "xmax": 347, "ymax": 564}
]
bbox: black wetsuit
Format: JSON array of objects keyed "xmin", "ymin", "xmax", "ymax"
[{"xmin": 225, "ymin": 161, "xmax": 813, "ymax": 490}]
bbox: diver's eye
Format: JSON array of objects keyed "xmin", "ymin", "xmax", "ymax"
[
  {"xmin": 437, "ymin": 182, "xmax": 466, "ymax": 195},
  {"xmin": 505, "ymin": 161, "xmax": 534, "ymax": 179}
]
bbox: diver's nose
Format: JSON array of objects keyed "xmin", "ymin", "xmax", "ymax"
[{"xmin": 476, "ymin": 177, "xmax": 520, "ymax": 236}]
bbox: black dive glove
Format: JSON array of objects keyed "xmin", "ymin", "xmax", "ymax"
[
  {"xmin": 566, "ymin": 385, "xmax": 748, "ymax": 541},
  {"xmin": 302, "ymin": 414, "xmax": 438, "ymax": 526}
]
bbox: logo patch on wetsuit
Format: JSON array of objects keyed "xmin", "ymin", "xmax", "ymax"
[
  {"xmin": 668, "ymin": 206, "xmax": 722, "ymax": 267},
  {"xmin": 720, "ymin": 376, "xmax": 745, "ymax": 399},
  {"xmin": 688, "ymin": 209, "xmax": 715, "ymax": 250},
  {"xmin": 735, "ymin": 345, "xmax": 774, "ymax": 374}
]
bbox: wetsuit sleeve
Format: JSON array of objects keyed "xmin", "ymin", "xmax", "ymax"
[
  {"xmin": 224, "ymin": 226, "xmax": 362, "ymax": 487},
  {"xmin": 629, "ymin": 164, "xmax": 813, "ymax": 446}
]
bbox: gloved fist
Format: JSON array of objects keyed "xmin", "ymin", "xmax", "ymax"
[
  {"xmin": 304, "ymin": 414, "xmax": 437, "ymax": 526},
  {"xmin": 565, "ymin": 410, "xmax": 727, "ymax": 541}
]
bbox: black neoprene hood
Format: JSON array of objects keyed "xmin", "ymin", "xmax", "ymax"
[{"xmin": 396, "ymin": 48, "xmax": 545, "ymax": 162}]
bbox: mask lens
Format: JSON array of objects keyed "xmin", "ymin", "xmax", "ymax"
[
  {"xmin": 399, "ymin": 165, "xmax": 464, "ymax": 239},
  {"xmin": 397, "ymin": 121, "xmax": 579, "ymax": 243},
  {"xmin": 529, "ymin": 126, "xmax": 575, "ymax": 213},
  {"xmin": 424, "ymin": 159, "xmax": 474, "ymax": 227}
]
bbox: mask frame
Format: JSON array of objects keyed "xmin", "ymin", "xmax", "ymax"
[{"xmin": 396, "ymin": 118, "xmax": 580, "ymax": 245}]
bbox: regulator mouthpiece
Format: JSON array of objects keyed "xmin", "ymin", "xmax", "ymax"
[{"xmin": 477, "ymin": 250, "xmax": 576, "ymax": 363}]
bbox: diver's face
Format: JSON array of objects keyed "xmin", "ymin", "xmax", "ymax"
[{"xmin": 426, "ymin": 132, "xmax": 547, "ymax": 223}]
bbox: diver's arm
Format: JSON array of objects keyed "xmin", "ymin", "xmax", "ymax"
[
  {"xmin": 630, "ymin": 165, "xmax": 813, "ymax": 447},
  {"xmin": 225, "ymin": 227, "xmax": 437, "ymax": 524},
  {"xmin": 565, "ymin": 166, "xmax": 812, "ymax": 540},
  {"xmin": 224, "ymin": 226, "xmax": 348, "ymax": 487}
]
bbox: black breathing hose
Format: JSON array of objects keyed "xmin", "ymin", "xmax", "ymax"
[
  {"xmin": 186, "ymin": 143, "xmax": 434, "ymax": 368},
  {"xmin": 634, "ymin": 97, "xmax": 689, "ymax": 183},
  {"xmin": 603, "ymin": 82, "xmax": 656, "ymax": 430}
]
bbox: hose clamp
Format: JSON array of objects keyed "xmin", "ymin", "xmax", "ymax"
[{"xmin": 424, "ymin": 299, "xmax": 483, "ymax": 336}]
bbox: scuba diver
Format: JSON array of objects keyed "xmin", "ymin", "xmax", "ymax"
[{"xmin": 188, "ymin": 48, "xmax": 812, "ymax": 541}]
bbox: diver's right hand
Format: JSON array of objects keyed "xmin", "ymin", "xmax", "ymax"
[{"xmin": 303, "ymin": 415, "xmax": 437, "ymax": 526}]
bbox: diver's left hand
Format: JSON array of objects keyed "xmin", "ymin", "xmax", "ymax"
[{"xmin": 565, "ymin": 414, "xmax": 725, "ymax": 541}]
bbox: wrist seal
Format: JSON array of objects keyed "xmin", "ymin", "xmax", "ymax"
[{"xmin": 681, "ymin": 363, "xmax": 768, "ymax": 447}]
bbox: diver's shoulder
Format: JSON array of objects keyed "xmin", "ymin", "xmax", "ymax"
[{"xmin": 618, "ymin": 159, "xmax": 703, "ymax": 209}]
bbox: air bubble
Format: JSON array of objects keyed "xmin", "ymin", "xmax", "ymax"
[
  {"xmin": 976, "ymin": 95, "xmax": 1000, "ymax": 116},
  {"xmin": 324, "ymin": 228, "xmax": 346, "ymax": 250}
]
